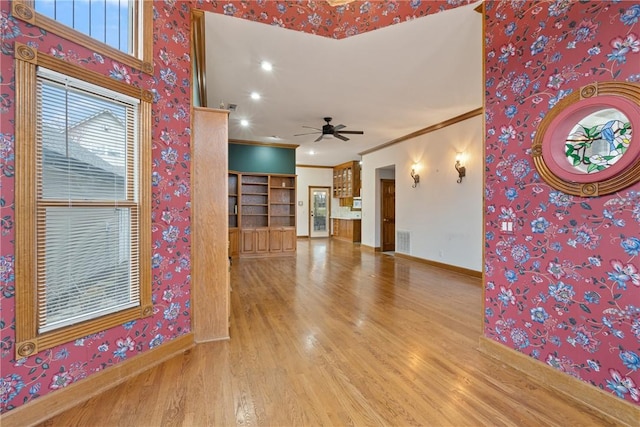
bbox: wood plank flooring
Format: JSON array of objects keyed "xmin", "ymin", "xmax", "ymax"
[{"xmin": 40, "ymin": 239, "xmax": 617, "ymax": 426}]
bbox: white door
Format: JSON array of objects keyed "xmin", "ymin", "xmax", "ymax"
[{"xmin": 309, "ymin": 187, "xmax": 330, "ymax": 238}]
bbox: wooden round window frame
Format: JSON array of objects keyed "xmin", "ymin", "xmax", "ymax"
[{"xmin": 532, "ymin": 82, "xmax": 640, "ymax": 197}]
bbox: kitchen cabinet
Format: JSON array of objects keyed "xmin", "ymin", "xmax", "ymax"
[
  {"xmin": 332, "ymin": 218, "xmax": 362, "ymax": 243},
  {"xmin": 333, "ymin": 161, "xmax": 361, "ymax": 199}
]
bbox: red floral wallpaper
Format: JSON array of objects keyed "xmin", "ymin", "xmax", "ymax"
[
  {"xmin": 0, "ymin": 1, "xmax": 194, "ymax": 412},
  {"xmin": 0, "ymin": 0, "xmax": 475, "ymax": 415},
  {"xmin": 193, "ymin": 0, "xmax": 473, "ymax": 39},
  {"xmin": 3, "ymin": 0, "xmax": 635, "ymax": 415},
  {"xmin": 484, "ymin": 1, "xmax": 640, "ymax": 406}
]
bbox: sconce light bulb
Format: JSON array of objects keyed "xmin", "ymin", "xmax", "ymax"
[
  {"xmin": 455, "ymin": 159, "xmax": 466, "ymax": 184},
  {"xmin": 411, "ymin": 168, "xmax": 420, "ymax": 188}
]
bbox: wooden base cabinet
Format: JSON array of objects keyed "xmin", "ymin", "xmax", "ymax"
[
  {"xmin": 241, "ymin": 227, "xmax": 296, "ymax": 257},
  {"xmin": 270, "ymin": 227, "xmax": 296, "ymax": 253},
  {"xmin": 332, "ymin": 218, "xmax": 361, "ymax": 243},
  {"xmin": 282, "ymin": 228, "xmax": 296, "ymax": 252},
  {"xmin": 241, "ymin": 228, "xmax": 269, "ymax": 255}
]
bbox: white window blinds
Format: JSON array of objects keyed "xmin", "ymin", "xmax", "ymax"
[{"xmin": 36, "ymin": 67, "xmax": 141, "ymax": 333}]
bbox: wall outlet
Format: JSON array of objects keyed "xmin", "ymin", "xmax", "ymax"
[{"xmin": 501, "ymin": 221, "xmax": 514, "ymax": 233}]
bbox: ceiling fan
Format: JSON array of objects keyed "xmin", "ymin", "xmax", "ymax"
[{"xmin": 294, "ymin": 117, "xmax": 364, "ymax": 142}]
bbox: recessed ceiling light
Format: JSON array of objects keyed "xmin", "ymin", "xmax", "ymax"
[
  {"xmin": 240, "ymin": 119, "xmax": 249, "ymax": 127},
  {"xmin": 309, "ymin": 150, "xmax": 315, "ymax": 155},
  {"xmin": 250, "ymin": 92, "xmax": 261, "ymax": 100},
  {"xmin": 261, "ymin": 61, "xmax": 273, "ymax": 71}
]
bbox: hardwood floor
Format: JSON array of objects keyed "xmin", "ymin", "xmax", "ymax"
[{"xmin": 40, "ymin": 239, "xmax": 617, "ymax": 426}]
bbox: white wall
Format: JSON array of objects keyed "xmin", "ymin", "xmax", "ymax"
[
  {"xmin": 295, "ymin": 166, "xmax": 334, "ymax": 236},
  {"xmin": 361, "ymin": 115, "xmax": 483, "ymax": 272}
]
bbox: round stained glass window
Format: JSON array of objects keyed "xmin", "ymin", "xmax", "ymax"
[
  {"xmin": 565, "ymin": 108, "xmax": 631, "ymax": 174},
  {"xmin": 531, "ymin": 82, "xmax": 640, "ymax": 197}
]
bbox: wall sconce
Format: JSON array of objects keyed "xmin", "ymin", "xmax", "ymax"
[
  {"xmin": 411, "ymin": 164, "xmax": 420, "ymax": 188},
  {"xmin": 455, "ymin": 152, "xmax": 466, "ymax": 183}
]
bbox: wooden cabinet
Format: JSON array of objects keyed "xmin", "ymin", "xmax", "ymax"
[
  {"xmin": 231, "ymin": 172, "xmax": 297, "ymax": 257},
  {"xmin": 256, "ymin": 228, "xmax": 270, "ymax": 253},
  {"xmin": 240, "ymin": 174, "xmax": 269, "ymax": 228},
  {"xmin": 241, "ymin": 229, "xmax": 256, "ymax": 253},
  {"xmin": 269, "ymin": 227, "xmax": 296, "ymax": 253},
  {"xmin": 333, "ymin": 161, "xmax": 361, "ymax": 199},
  {"xmin": 240, "ymin": 228, "xmax": 269, "ymax": 254},
  {"xmin": 228, "ymin": 173, "xmax": 239, "ymax": 257},
  {"xmin": 282, "ymin": 228, "xmax": 296, "ymax": 252},
  {"xmin": 270, "ymin": 175, "xmax": 296, "ymax": 227},
  {"xmin": 270, "ymin": 228, "xmax": 283, "ymax": 252},
  {"xmin": 228, "ymin": 172, "xmax": 239, "ymax": 227},
  {"xmin": 228, "ymin": 227, "xmax": 239, "ymax": 257},
  {"xmin": 332, "ymin": 218, "xmax": 361, "ymax": 243}
]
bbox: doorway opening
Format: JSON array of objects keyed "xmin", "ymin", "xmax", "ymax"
[
  {"xmin": 309, "ymin": 187, "xmax": 331, "ymax": 238},
  {"xmin": 381, "ymin": 179, "xmax": 396, "ymax": 252}
]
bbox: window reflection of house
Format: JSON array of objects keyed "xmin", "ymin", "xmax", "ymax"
[
  {"xmin": 42, "ymin": 109, "xmax": 126, "ymax": 198},
  {"xmin": 65, "ymin": 109, "xmax": 127, "ymax": 169}
]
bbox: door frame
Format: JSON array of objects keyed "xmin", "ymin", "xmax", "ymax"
[{"xmin": 308, "ymin": 186, "xmax": 331, "ymax": 238}]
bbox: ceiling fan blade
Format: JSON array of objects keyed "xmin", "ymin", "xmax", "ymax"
[
  {"xmin": 302, "ymin": 126, "xmax": 322, "ymax": 131},
  {"xmin": 314, "ymin": 135, "xmax": 324, "ymax": 142},
  {"xmin": 333, "ymin": 124, "xmax": 346, "ymax": 131},
  {"xmin": 336, "ymin": 130, "xmax": 364, "ymax": 135},
  {"xmin": 334, "ymin": 133, "xmax": 349, "ymax": 141},
  {"xmin": 294, "ymin": 131, "xmax": 321, "ymax": 136}
]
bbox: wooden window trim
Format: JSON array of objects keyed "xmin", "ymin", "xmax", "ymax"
[
  {"xmin": 11, "ymin": 0, "xmax": 154, "ymax": 75},
  {"xmin": 14, "ymin": 42, "xmax": 153, "ymax": 359}
]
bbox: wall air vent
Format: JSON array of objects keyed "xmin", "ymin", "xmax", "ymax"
[{"xmin": 396, "ymin": 230, "xmax": 410, "ymax": 254}]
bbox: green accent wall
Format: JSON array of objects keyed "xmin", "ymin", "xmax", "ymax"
[{"xmin": 229, "ymin": 143, "xmax": 296, "ymax": 174}]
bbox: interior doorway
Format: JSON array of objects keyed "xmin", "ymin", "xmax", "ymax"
[
  {"xmin": 381, "ymin": 179, "xmax": 395, "ymax": 252},
  {"xmin": 309, "ymin": 187, "xmax": 331, "ymax": 238}
]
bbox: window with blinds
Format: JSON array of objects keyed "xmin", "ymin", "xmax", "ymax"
[
  {"xmin": 14, "ymin": 43, "xmax": 152, "ymax": 358},
  {"xmin": 36, "ymin": 68, "xmax": 140, "ymax": 333}
]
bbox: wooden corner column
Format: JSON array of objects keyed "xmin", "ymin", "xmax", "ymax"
[{"xmin": 191, "ymin": 107, "xmax": 230, "ymax": 341}]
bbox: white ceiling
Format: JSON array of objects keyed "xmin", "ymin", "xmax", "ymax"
[{"xmin": 204, "ymin": 2, "xmax": 483, "ymax": 167}]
